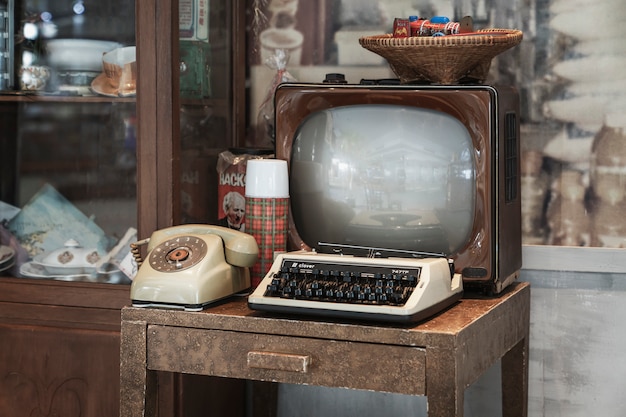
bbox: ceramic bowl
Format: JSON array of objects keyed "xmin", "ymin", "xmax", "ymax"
[
  {"xmin": 45, "ymin": 39, "xmax": 122, "ymax": 72},
  {"xmin": 32, "ymin": 239, "xmax": 103, "ymax": 275}
]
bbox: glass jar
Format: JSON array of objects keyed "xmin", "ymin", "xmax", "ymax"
[
  {"xmin": 546, "ymin": 170, "xmax": 589, "ymax": 246},
  {"xmin": 590, "ymin": 112, "xmax": 626, "ymax": 205},
  {"xmin": 589, "ymin": 112, "xmax": 626, "ymax": 247}
]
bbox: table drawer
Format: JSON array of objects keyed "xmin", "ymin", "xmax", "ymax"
[{"xmin": 147, "ymin": 325, "xmax": 426, "ymax": 395}]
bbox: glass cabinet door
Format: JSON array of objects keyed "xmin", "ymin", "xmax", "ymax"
[
  {"xmin": 177, "ymin": 0, "xmax": 246, "ymax": 225},
  {"xmin": 0, "ymin": 0, "xmax": 136, "ymax": 284}
]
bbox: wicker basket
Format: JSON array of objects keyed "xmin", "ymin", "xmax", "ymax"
[{"xmin": 359, "ymin": 29, "xmax": 523, "ymax": 85}]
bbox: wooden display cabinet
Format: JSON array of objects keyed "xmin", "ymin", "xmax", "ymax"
[{"xmin": 0, "ymin": 0, "xmax": 247, "ymax": 416}]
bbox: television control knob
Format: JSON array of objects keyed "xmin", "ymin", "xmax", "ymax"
[{"xmin": 323, "ymin": 73, "xmax": 347, "ymax": 84}]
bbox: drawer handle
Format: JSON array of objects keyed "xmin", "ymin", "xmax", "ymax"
[{"xmin": 247, "ymin": 351, "xmax": 311, "ymax": 373}]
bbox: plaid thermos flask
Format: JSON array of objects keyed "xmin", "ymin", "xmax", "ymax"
[{"xmin": 245, "ymin": 159, "xmax": 289, "ymax": 288}]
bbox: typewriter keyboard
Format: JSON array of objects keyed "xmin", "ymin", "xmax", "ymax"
[{"xmin": 264, "ymin": 263, "xmax": 419, "ymax": 305}]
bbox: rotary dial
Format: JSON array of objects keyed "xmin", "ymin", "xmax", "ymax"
[{"xmin": 148, "ymin": 235, "xmax": 208, "ymax": 272}]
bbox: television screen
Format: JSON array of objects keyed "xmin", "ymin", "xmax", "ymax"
[{"xmin": 289, "ymin": 104, "xmax": 475, "ymax": 257}]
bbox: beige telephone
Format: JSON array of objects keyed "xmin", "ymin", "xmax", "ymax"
[{"xmin": 130, "ymin": 224, "xmax": 259, "ymax": 311}]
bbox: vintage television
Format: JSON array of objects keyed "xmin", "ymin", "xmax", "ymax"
[{"xmin": 273, "ymin": 81, "xmax": 522, "ymax": 294}]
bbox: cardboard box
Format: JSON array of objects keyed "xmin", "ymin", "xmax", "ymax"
[{"xmin": 180, "ymin": 40, "xmax": 211, "ymax": 99}]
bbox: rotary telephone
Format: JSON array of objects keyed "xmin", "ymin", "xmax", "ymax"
[{"xmin": 130, "ymin": 224, "xmax": 259, "ymax": 311}]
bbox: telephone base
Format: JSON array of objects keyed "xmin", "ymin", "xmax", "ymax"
[
  {"xmin": 131, "ymin": 289, "xmax": 250, "ymax": 312},
  {"xmin": 131, "ymin": 299, "xmax": 207, "ymax": 312},
  {"xmin": 129, "ymin": 228, "xmax": 257, "ymax": 312}
]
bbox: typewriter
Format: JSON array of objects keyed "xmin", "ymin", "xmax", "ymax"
[{"xmin": 248, "ymin": 250, "xmax": 463, "ymax": 323}]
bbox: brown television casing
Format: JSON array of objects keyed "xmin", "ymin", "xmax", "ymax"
[{"xmin": 273, "ymin": 83, "xmax": 522, "ymax": 294}]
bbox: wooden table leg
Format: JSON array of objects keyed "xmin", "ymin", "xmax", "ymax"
[
  {"xmin": 501, "ymin": 337, "xmax": 529, "ymax": 417},
  {"xmin": 120, "ymin": 320, "xmax": 156, "ymax": 417},
  {"xmin": 426, "ymin": 348, "xmax": 464, "ymax": 417}
]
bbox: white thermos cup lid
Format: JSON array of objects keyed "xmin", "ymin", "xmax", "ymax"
[{"xmin": 245, "ymin": 159, "xmax": 289, "ymax": 198}]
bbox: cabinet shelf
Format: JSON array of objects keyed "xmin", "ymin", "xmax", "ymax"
[
  {"xmin": 0, "ymin": 277, "xmax": 129, "ymax": 312},
  {"xmin": 0, "ymin": 94, "xmax": 231, "ymax": 106},
  {"xmin": 0, "ymin": 93, "xmax": 136, "ymax": 103}
]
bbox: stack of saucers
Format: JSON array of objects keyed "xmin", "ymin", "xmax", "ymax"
[{"xmin": 0, "ymin": 245, "xmax": 15, "ymax": 273}]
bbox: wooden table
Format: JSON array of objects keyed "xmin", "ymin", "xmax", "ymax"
[{"xmin": 120, "ymin": 281, "xmax": 530, "ymax": 417}]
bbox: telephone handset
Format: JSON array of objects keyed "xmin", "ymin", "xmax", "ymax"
[{"xmin": 130, "ymin": 225, "xmax": 259, "ymax": 311}]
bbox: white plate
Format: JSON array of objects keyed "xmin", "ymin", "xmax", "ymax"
[
  {"xmin": 566, "ymin": 79, "xmax": 626, "ymax": 96},
  {"xmin": 19, "ymin": 261, "xmax": 122, "ymax": 282},
  {"xmin": 90, "ymin": 72, "xmax": 136, "ymax": 97},
  {"xmin": 0, "ymin": 245, "xmax": 15, "ymax": 266},
  {"xmin": 544, "ymin": 96, "xmax": 621, "ymax": 127},
  {"xmin": 542, "ymin": 126, "xmax": 595, "ymax": 164},
  {"xmin": 0, "ymin": 258, "xmax": 15, "ymax": 273},
  {"xmin": 572, "ymin": 40, "xmax": 626, "ymax": 57},
  {"xmin": 553, "ymin": 56, "xmax": 626, "ymax": 82},
  {"xmin": 549, "ymin": 0, "xmax": 623, "ymax": 14},
  {"xmin": 20, "ymin": 261, "xmax": 92, "ymax": 281},
  {"xmin": 550, "ymin": 9, "xmax": 626, "ymax": 39}
]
